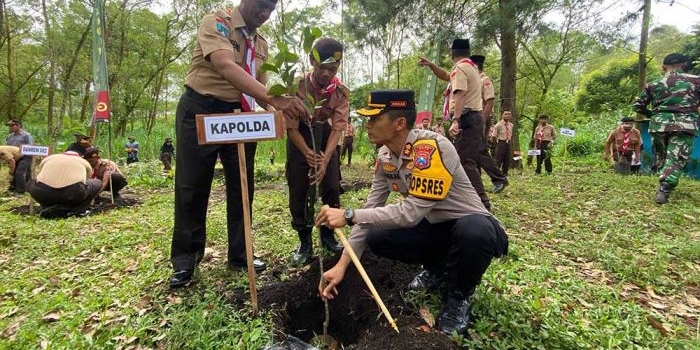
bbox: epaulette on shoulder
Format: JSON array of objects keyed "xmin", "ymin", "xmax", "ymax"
[{"xmin": 337, "ymin": 83, "xmax": 350, "ymax": 98}]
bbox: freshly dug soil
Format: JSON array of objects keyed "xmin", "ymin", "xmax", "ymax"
[
  {"xmin": 258, "ymin": 252, "xmax": 459, "ymax": 350},
  {"xmin": 9, "ymin": 193, "xmax": 140, "ymax": 217}
]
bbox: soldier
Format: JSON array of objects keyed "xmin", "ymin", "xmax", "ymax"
[
  {"xmin": 124, "ymin": 136, "xmax": 139, "ymax": 164},
  {"xmin": 65, "ymin": 133, "xmax": 93, "ymax": 156},
  {"xmin": 604, "ymin": 116, "xmax": 642, "ymax": 175},
  {"xmin": 633, "ymin": 53, "xmax": 700, "ymax": 204},
  {"xmin": 169, "ymin": 0, "xmax": 308, "ymax": 288},
  {"xmin": 492, "ymin": 110, "xmax": 514, "ymax": 176},
  {"xmin": 534, "ymin": 114, "xmax": 556, "ymax": 174},
  {"xmin": 5, "ymin": 120, "xmax": 33, "ymax": 194},
  {"xmin": 418, "ymin": 39, "xmax": 497, "ymax": 210},
  {"xmin": 316, "ymin": 90, "xmax": 508, "ymax": 337},
  {"xmin": 27, "ymin": 151, "xmax": 108, "ymax": 218},
  {"xmin": 286, "ymin": 38, "xmax": 346, "ymax": 266},
  {"xmin": 83, "ymin": 147, "xmax": 128, "ymax": 199}
]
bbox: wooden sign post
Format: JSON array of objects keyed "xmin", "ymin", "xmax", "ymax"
[
  {"xmin": 559, "ymin": 128, "xmax": 576, "ymax": 173},
  {"xmin": 195, "ymin": 110, "xmax": 284, "ymax": 316},
  {"xmin": 20, "ymin": 145, "xmax": 51, "ymax": 215}
]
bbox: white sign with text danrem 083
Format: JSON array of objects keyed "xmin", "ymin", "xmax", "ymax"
[
  {"xmin": 527, "ymin": 149, "xmax": 541, "ymax": 156},
  {"xmin": 196, "ymin": 111, "xmax": 284, "ymax": 145},
  {"xmin": 20, "ymin": 145, "xmax": 50, "ymax": 157},
  {"xmin": 560, "ymin": 127, "xmax": 576, "ymax": 137}
]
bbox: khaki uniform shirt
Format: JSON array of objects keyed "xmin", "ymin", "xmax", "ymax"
[
  {"xmin": 91, "ymin": 159, "xmax": 121, "ymax": 180},
  {"xmin": 348, "ymin": 129, "xmax": 491, "ymax": 257},
  {"xmin": 480, "ymin": 72, "xmax": 495, "ymax": 103},
  {"xmin": 37, "ymin": 154, "xmax": 93, "ymax": 189},
  {"xmin": 535, "ymin": 124, "xmax": 557, "ymax": 142},
  {"xmin": 449, "ymin": 60, "xmax": 483, "ymax": 113},
  {"xmin": 605, "ymin": 127, "xmax": 641, "ymax": 157},
  {"xmin": 0, "ymin": 146, "xmax": 21, "ymax": 162},
  {"xmin": 184, "ymin": 8, "xmax": 269, "ymax": 102},
  {"xmin": 493, "ymin": 121, "xmax": 513, "ymax": 142},
  {"xmin": 286, "ymin": 75, "xmax": 349, "ymax": 131}
]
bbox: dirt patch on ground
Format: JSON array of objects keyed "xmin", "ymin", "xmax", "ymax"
[
  {"xmin": 256, "ymin": 252, "xmax": 459, "ymax": 350},
  {"xmin": 8, "ymin": 192, "xmax": 141, "ymax": 217}
]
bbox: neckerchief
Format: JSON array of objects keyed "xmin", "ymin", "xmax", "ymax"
[
  {"xmin": 621, "ymin": 130, "xmax": 630, "ymax": 153},
  {"xmin": 442, "ymin": 58, "xmax": 477, "ymax": 120},
  {"xmin": 308, "ymin": 73, "xmax": 341, "ymax": 98},
  {"xmin": 240, "ymin": 27, "xmax": 256, "ymax": 112}
]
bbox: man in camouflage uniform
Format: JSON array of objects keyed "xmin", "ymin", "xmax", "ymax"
[{"xmin": 633, "ymin": 53, "xmax": 700, "ymax": 204}]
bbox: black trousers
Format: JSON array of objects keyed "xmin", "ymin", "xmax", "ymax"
[
  {"xmin": 170, "ymin": 87, "xmax": 257, "ymax": 271},
  {"xmin": 286, "ymin": 122, "xmax": 341, "ymax": 235},
  {"xmin": 493, "ymin": 140, "xmax": 512, "ymax": 176},
  {"xmin": 535, "ymin": 141, "xmax": 552, "ymax": 174},
  {"xmin": 366, "ymin": 215, "xmax": 508, "ymax": 297},
  {"xmin": 105, "ymin": 173, "xmax": 127, "ymax": 196},
  {"xmin": 341, "ymin": 136, "xmax": 354, "ymax": 165},
  {"xmin": 454, "ymin": 111, "xmax": 489, "ymax": 205},
  {"xmin": 11, "ymin": 156, "xmax": 32, "ymax": 193},
  {"xmin": 161, "ymin": 153, "xmax": 173, "ymax": 171},
  {"xmin": 28, "ymin": 179, "xmax": 102, "ymax": 212}
]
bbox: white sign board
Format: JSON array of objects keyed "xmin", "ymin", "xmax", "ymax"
[
  {"xmin": 560, "ymin": 128, "xmax": 576, "ymax": 137},
  {"xmin": 196, "ymin": 111, "xmax": 284, "ymax": 145},
  {"xmin": 527, "ymin": 149, "xmax": 541, "ymax": 156},
  {"xmin": 20, "ymin": 145, "xmax": 50, "ymax": 157}
]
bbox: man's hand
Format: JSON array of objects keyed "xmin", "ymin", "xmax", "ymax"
[
  {"xmin": 270, "ymin": 96, "xmax": 309, "ymax": 119},
  {"xmin": 319, "ymin": 263, "xmax": 348, "ymax": 300},
  {"xmin": 448, "ymin": 119, "xmax": 461, "ymax": 138},
  {"xmin": 417, "ymin": 56, "xmax": 432, "ymax": 67},
  {"xmin": 304, "ymin": 149, "xmax": 324, "ymax": 168},
  {"xmin": 310, "ymin": 156, "xmax": 329, "ymax": 186},
  {"xmin": 315, "ymin": 205, "xmax": 346, "ymax": 229}
]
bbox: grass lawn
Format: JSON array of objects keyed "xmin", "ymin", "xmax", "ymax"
[{"xmin": 0, "ymin": 157, "xmax": 698, "ymax": 349}]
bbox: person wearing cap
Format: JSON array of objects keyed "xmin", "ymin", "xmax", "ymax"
[
  {"xmin": 418, "ymin": 39, "xmax": 501, "ymax": 210},
  {"xmin": 66, "ymin": 133, "xmax": 93, "ymax": 156},
  {"xmin": 169, "ymin": 0, "xmax": 309, "ymax": 288},
  {"xmin": 633, "ymin": 53, "xmax": 700, "ymax": 204},
  {"xmin": 27, "ymin": 151, "xmax": 108, "ymax": 218},
  {"xmin": 316, "ymin": 89, "xmax": 508, "ymax": 337},
  {"xmin": 5, "ymin": 119, "xmax": 34, "ymax": 194},
  {"xmin": 470, "ymin": 55, "xmax": 495, "ymax": 138},
  {"xmin": 159, "ymin": 138, "xmax": 175, "ymax": 174},
  {"xmin": 83, "ymin": 147, "xmax": 128, "ymax": 199},
  {"xmin": 534, "ymin": 114, "xmax": 556, "ymax": 174},
  {"xmin": 124, "ymin": 136, "xmax": 139, "ymax": 164},
  {"xmin": 341, "ymin": 122, "xmax": 355, "ymax": 166},
  {"xmin": 491, "ymin": 110, "xmax": 514, "ymax": 176},
  {"xmin": 286, "ymin": 37, "xmax": 347, "ymax": 266},
  {"xmin": 604, "ymin": 117, "xmax": 642, "ymax": 174}
]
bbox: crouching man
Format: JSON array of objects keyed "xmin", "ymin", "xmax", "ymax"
[
  {"xmin": 83, "ymin": 147, "xmax": 128, "ymax": 199},
  {"xmin": 315, "ymin": 90, "xmax": 509, "ymax": 336},
  {"xmin": 28, "ymin": 151, "xmax": 109, "ymax": 218}
]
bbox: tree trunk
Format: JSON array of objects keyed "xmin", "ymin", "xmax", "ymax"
[
  {"xmin": 638, "ymin": 0, "xmax": 651, "ymax": 92},
  {"xmin": 58, "ymin": 23, "xmax": 91, "ymax": 138},
  {"xmin": 499, "ymin": 0, "xmax": 518, "ymax": 152},
  {"xmin": 41, "ymin": 0, "xmax": 57, "ymax": 139}
]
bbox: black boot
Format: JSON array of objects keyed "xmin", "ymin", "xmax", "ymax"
[
  {"xmin": 655, "ymin": 181, "xmax": 674, "ymax": 204},
  {"xmin": 320, "ymin": 226, "xmax": 343, "ymax": 253},
  {"xmin": 437, "ymin": 293, "xmax": 472, "ymax": 337},
  {"xmin": 408, "ymin": 268, "xmax": 448, "ymax": 291},
  {"xmin": 291, "ymin": 229, "xmax": 313, "ymax": 266}
]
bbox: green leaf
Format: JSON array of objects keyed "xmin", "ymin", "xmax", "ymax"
[
  {"xmin": 268, "ymin": 84, "xmax": 289, "ymax": 96},
  {"xmin": 315, "ymin": 98, "xmax": 327, "ymax": 107},
  {"xmin": 312, "ymin": 49, "xmax": 321, "ymax": 65},
  {"xmin": 259, "ymin": 63, "xmax": 279, "ymax": 74},
  {"xmin": 306, "ymin": 93, "xmax": 316, "ymax": 105}
]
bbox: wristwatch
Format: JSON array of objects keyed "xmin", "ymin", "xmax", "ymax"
[{"xmin": 344, "ymin": 209, "xmax": 355, "ymax": 226}]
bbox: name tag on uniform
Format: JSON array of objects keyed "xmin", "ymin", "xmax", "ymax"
[{"xmin": 408, "ymin": 139, "xmax": 452, "ymax": 200}]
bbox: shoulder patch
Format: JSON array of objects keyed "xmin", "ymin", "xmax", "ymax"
[
  {"xmin": 408, "ymin": 139, "xmax": 453, "ymax": 200},
  {"xmin": 215, "ymin": 17, "xmax": 230, "ymax": 38}
]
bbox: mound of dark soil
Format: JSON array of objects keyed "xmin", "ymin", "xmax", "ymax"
[
  {"xmin": 9, "ymin": 193, "xmax": 141, "ymax": 217},
  {"xmin": 258, "ymin": 252, "xmax": 459, "ymax": 350}
]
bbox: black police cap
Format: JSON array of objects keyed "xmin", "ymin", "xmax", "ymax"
[
  {"xmin": 470, "ymin": 55, "xmax": 486, "ymax": 65},
  {"xmin": 451, "ymin": 39, "xmax": 470, "ymax": 50},
  {"xmin": 663, "ymin": 53, "xmax": 687, "ymax": 65},
  {"xmin": 357, "ymin": 89, "xmax": 415, "ymax": 117}
]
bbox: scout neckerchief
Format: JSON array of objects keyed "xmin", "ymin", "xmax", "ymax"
[
  {"xmin": 240, "ymin": 27, "xmax": 256, "ymax": 112},
  {"xmin": 536, "ymin": 125, "xmax": 545, "ymax": 147},
  {"xmin": 621, "ymin": 128, "xmax": 630, "ymax": 153},
  {"xmin": 442, "ymin": 58, "xmax": 477, "ymax": 120},
  {"xmin": 308, "ymin": 73, "xmax": 341, "ymax": 98},
  {"xmin": 505, "ymin": 121, "xmax": 511, "ymax": 143}
]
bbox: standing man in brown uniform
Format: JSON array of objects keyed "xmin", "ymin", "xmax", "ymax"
[
  {"xmin": 419, "ymin": 39, "xmax": 500, "ymax": 210},
  {"xmin": 286, "ymin": 38, "xmax": 347, "ymax": 266},
  {"xmin": 604, "ymin": 116, "xmax": 642, "ymax": 174},
  {"xmin": 534, "ymin": 114, "xmax": 556, "ymax": 174},
  {"xmin": 492, "ymin": 110, "xmax": 514, "ymax": 176},
  {"xmin": 341, "ymin": 122, "xmax": 355, "ymax": 166},
  {"xmin": 169, "ymin": 0, "xmax": 308, "ymax": 288}
]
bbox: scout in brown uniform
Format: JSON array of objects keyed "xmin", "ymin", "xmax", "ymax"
[
  {"xmin": 287, "ymin": 38, "xmax": 347, "ymax": 266},
  {"xmin": 169, "ymin": 0, "xmax": 308, "ymax": 288},
  {"xmin": 83, "ymin": 147, "xmax": 128, "ymax": 198},
  {"xmin": 316, "ymin": 90, "xmax": 508, "ymax": 337},
  {"xmin": 341, "ymin": 122, "xmax": 355, "ymax": 166},
  {"xmin": 492, "ymin": 110, "xmax": 514, "ymax": 176},
  {"xmin": 27, "ymin": 151, "xmax": 109, "ymax": 218},
  {"xmin": 0, "ymin": 145, "xmax": 21, "ymax": 184},
  {"xmin": 65, "ymin": 133, "xmax": 93, "ymax": 156},
  {"xmin": 534, "ymin": 114, "xmax": 557, "ymax": 174},
  {"xmin": 419, "ymin": 39, "xmax": 502, "ymax": 210},
  {"xmin": 470, "ymin": 55, "xmax": 495, "ymax": 139},
  {"xmin": 604, "ymin": 116, "xmax": 642, "ymax": 174}
]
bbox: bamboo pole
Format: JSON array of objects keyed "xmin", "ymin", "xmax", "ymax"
[
  {"xmin": 109, "ymin": 172, "xmax": 114, "ymax": 205},
  {"xmin": 238, "ymin": 142, "xmax": 258, "ymax": 316},
  {"xmin": 333, "ymin": 228, "xmax": 399, "ymax": 333}
]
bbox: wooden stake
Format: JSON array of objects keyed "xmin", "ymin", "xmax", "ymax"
[
  {"xmin": 334, "ymin": 228, "xmax": 399, "ymax": 333},
  {"xmin": 28, "ymin": 157, "xmax": 37, "ymax": 215},
  {"xmin": 238, "ymin": 142, "xmax": 258, "ymax": 316},
  {"xmin": 109, "ymin": 172, "xmax": 114, "ymax": 205}
]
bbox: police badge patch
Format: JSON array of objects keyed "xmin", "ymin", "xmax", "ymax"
[{"xmin": 413, "ymin": 143, "xmax": 436, "ymax": 170}]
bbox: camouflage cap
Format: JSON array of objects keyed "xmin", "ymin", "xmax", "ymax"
[{"xmin": 662, "ymin": 53, "xmax": 687, "ymax": 65}]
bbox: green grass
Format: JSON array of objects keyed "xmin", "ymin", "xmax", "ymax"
[{"xmin": 0, "ymin": 155, "xmax": 699, "ymax": 349}]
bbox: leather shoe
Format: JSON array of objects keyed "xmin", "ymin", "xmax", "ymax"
[
  {"xmin": 229, "ymin": 258, "xmax": 266, "ymax": 272},
  {"xmin": 321, "ymin": 229, "xmax": 343, "ymax": 253},
  {"xmin": 437, "ymin": 295, "xmax": 472, "ymax": 336},
  {"xmin": 169, "ymin": 269, "xmax": 194, "ymax": 288},
  {"xmin": 408, "ymin": 269, "xmax": 447, "ymax": 291},
  {"xmin": 493, "ymin": 181, "xmax": 508, "ymax": 194}
]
